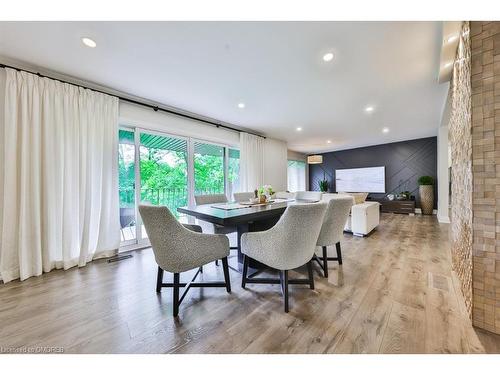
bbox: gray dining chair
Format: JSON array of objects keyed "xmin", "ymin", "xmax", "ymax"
[
  {"xmin": 194, "ymin": 194, "xmax": 237, "ymax": 235},
  {"xmin": 233, "ymin": 192, "xmax": 255, "ymax": 202},
  {"xmin": 194, "ymin": 194, "xmax": 238, "ymax": 265},
  {"xmin": 275, "ymin": 191, "xmax": 296, "ymax": 199},
  {"xmin": 295, "ymin": 191, "xmax": 323, "ymax": 201},
  {"xmin": 139, "ymin": 204, "xmax": 231, "ymax": 317},
  {"xmin": 240, "ymin": 202, "xmax": 327, "ymax": 312},
  {"xmin": 314, "ymin": 196, "xmax": 353, "ymax": 277}
]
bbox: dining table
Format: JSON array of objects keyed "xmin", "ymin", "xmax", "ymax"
[{"xmin": 178, "ymin": 198, "xmax": 318, "ymax": 272}]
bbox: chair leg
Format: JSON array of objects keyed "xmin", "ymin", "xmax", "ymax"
[
  {"xmin": 336, "ymin": 242, "xmax": 343, "ymax": 265},
  {"xmin": 282, "ymin": 270, "xmax": 289, "ymax": 313},
  {"xmin": 215, "ymin": 259, "xmax": 219, "ymax": 266},
  {"xmin": 241, "ymin": 255, "xmax": 249, "ymax": 289},
  {"xmin": 322, "ymin": 246, "xmax": 329, "ymax": 278},
  {"xmin": 156, "ymin": 267, "xmax": 164, "ymax": 293},
  {"xmin": 173, "ymin": 273, "xmax": 180, "ymax": 317},
  {"xmin": 199, "ymin": 266, "xmax": 203, "ymax": 273},
  {"xmin": 307, "ymin": 260, "xmax": 315, "ymax": 290},
  {"xmin": 221, "ymin": 257, "xmax": 231, "ymax": 293}
]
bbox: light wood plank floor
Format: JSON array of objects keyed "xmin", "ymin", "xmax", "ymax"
[{"xmin": 1, "ymin": 213, "xmax": 499, "ymax": 354}]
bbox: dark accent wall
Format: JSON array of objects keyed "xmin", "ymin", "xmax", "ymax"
[{"xmin": 308, "ymin": 137, "xmax": 437, "ymax": 208}]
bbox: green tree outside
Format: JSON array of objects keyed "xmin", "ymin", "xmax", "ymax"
[{"xmin": 119, "ymin": 140, "xmax": 240, "ymax": 220}]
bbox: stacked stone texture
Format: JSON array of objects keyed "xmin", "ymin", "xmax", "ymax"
[
  {"xmin": 450, "ymin": 22, "xmax": 473, "ymax": 320},
  {"xmin": 470, "ymin": 21, "xmax": 500, "ymax": 334}
]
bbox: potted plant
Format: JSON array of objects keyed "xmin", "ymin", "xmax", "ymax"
[
  {"xmin": 319, "ymin": 179, "xmax": 329, "ymax": 192},
  {"xmin": 400, "ymin": 191, "xmax": 411, "ymax": 200},
  {"xmin": 258, "ymin": 185, "xmax": 274, "ymax": 203},
  {"xmin": 417, "ymin": 176, "xmax": 434, "ymax": 215}
]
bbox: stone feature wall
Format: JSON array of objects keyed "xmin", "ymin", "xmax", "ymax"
[
  {"xmin": 470, "ymin": 21, "xmax": 500, "ymax": 334},
  {"xmin": 449, "ymin": 22, "xmax": 473, "ymax": 318}
]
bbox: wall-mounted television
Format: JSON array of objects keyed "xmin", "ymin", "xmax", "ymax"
[{"xmin": 335, "ymin": 166, "xmax": 386, "ymax": 193}]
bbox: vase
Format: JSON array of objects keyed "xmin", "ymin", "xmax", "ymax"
[{"xmin": 419, "ymin": 185, "xmax": 434, "ymax": 215}]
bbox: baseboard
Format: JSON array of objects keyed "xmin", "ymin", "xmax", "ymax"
[
  {"xmin": 437, "ymin": 214, "xmax": 451, "ymax": 223},
  {"xmin": 414, "ymin": 208, "xmax": 437, "ymax": 215},
  {"xmin": 345, "ymin": 228, "xmax": 376, "ymax": 237}
]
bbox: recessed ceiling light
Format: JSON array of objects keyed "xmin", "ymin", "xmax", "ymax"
[
  {"xmin": 365, "ymin": 106, "xmax": 374, "ymax": 112},
  {"xmin": 237, "ymin": 102, "xmax": 245, "ymax": 109},
  {"xmin": 444, "ymin": 61, "xmax": 453, "ymax": 68},
  {"xmin": 447, "ymin": 35, "xmax": 458, "ymax": 43},
  {"xmin": 327, "ymin": 140, "xmax": 332, "ymax": 144},
  {"xmin": 382, "ymin": 127, "xmax": 390, "ymax": 133},
  {"xmin": 81, "ymin": 37, "xmax": 97, "ymax": 48},
  {"xmin": 322, "ymin": 52, "xmax": 334, "ymax": 62},
  {"xmin": 296, "ymin": 127, "xmax": 302, "ymax": 131}
]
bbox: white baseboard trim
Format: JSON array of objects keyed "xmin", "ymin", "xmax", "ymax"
[
  {"xmin": 414, "ymin": 208, "xmax": 437, "ymax": 215},
  {"xmin": 437, "ymin": 215, "xmax": 451, "ymax": 223}
]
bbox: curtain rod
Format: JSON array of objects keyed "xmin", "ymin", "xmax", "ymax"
[{"xmin": 0, "ymin": 63, "xmax": 266, "ymax": 139}]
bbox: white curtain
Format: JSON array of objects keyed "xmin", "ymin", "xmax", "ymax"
[
  {"xmin": 0, "ymin": 68, "xmax": 120, "ymax": 283},
  {"xmin": 239, "ymin": 132, "xmax": 264, "ymax": 192}
]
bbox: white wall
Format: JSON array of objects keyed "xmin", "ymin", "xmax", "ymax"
[
  {"xmin": 437, "ymin": 84, "xmax": 451, "ymax": 223},
  {"xmin": 437, "ymin": 126, "xmax": 450, "ymax": 223},
  {"xmin": 0, "ymin": 69, "xmax": 5, "ymax": 281},
  {"xmin": 120, "ymin": 102, "xmax": 240, "ymax": 146},
  {"xmin": 287, "ymin": 150, "xmax": 306, "ymax": 162}
]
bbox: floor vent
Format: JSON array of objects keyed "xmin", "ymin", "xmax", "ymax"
[
  {"xmin": 428, "ymin": 272, "xmax": 450, "ymax": 292},
  {"xmin": 107, "ymin": 254, "xmax": 133, "ymax": 263}
]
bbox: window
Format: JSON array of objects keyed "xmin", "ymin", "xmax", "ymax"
[
  {"xmin": 194, "ymin": 141, "xmax": 225, "ymax": 195},
  {"xmin": 139, "ymin": 132, "xmax": 188, "ymax": 240},
  {"xmin": 287, "ymin": 160, "xmax": 306, "ymax": 192},
  {"xmin": 118, "ymin": 129, "xmax": 137, "ymax": 243},
  {"xmin": 118, "ymin": 126, "xmax": 239, "ymax": 247},
  {"xmin": 227, "ymin": 148, "xmax": 240, "ymax": 200}
]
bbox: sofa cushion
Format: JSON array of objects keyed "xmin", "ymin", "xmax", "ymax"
[{"xmin": 338, "ymin": 192, "xmax": 368, "ymax": 205}]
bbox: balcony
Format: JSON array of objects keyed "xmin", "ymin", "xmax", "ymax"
[{"xmin": 119, "ymin": 187, "xmax": 223, "ymax": 242}]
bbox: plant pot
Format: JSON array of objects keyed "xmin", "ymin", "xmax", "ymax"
[{"xmin": 419, "ymin": 185, "xmax": 434, "ymax": 215}]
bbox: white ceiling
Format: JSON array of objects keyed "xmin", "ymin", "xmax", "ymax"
[{"xmin": 0, "ymin": 21, "xmax": 449, "ymax": 153}]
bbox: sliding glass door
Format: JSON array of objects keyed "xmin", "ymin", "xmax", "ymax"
[
  {"xmin": 139, "ymin": 132, "xmax": 188, "ymax": 240},
  {"xmin": 194, "ymin": 141, "xmax": 225, "ymax": 196},
  {"xmin": 119, "ymin": 129, "xmax": 137, "ymax": 244},
  {"xmin": 119, "ymin": 127, "xmax": 239, "ymax": 248},
  {"xmin": 227, "ymin": 148, "xmax": 240, "ymax": 201}
]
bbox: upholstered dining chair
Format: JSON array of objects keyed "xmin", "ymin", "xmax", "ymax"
[
  {"xmin": 314, "ymin": 196, "xmax": 353, "ymax": 277},
  {"xmin": 275, "ymin": 191, "xmax": 296, "ymax": 199},
  {"xmin": 139, "ymin": 204, "xmax": 231, "ymax": 317},
  {"xmin": 241, "ymin": 202, "xmax": 327, "ymax": 312},
  {"xmin": 295, "ymin": 191, "xmax": 323, "ymax": 201},
  {"xmin": 194, "ymin": 194, "xmax": 237, "ymax": 236},
  {"xmin": 194, "ymin": 194, "xmax": 238, "ymax": 265},
  {"xmin": 233, "ymin": 192, "xmax": 255, "ymax": 202}
]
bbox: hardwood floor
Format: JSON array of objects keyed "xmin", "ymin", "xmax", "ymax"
[{"xmin": 1, "ymin": 213, "xmax": 499, "ymax": 354}]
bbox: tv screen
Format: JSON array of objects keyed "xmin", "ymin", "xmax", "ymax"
[{"xmin": 335, "ymin": 166, "xmax": 385, "ymax": 193}]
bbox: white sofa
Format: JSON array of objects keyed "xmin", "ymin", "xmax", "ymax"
[{"xmin": 322, "ymin": 193, "xmax": 380, "ymax": 237}]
